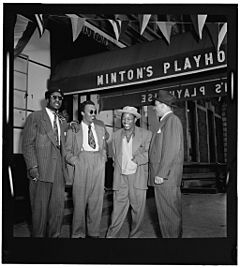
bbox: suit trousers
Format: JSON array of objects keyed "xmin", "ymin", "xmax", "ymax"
[
  {"xmin": 29, "ymin": 149, "xmax": 65, "ymax": 238},
  {"xmin": 154, "ymin": 183, "xmax": 182, "ymax": 238},
  {"xmin": 106, "ymin": 173, "xmax": 146, "ymax": 238},
  {"xmin": 71, "ymin": 151, "xmax": 105, "ymax": 238}
]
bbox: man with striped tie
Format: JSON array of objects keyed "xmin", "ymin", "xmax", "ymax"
[
  {"xmin": 65, "ymin": 100, "xmax": 107, "ymax": 238},
  {"xmin": 22, "ymin": 87, "xmax": 71, "ymax": 237}
]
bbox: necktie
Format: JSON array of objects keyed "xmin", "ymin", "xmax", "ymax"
[
  {"xmin": 88, "ymin": 125, "xmax": 96, "ymax": 149},
  {"xmin": 53, "ymin": 113, "xmax": 59, "ymax": 146}
]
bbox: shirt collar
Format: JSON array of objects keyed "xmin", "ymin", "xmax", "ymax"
[
  {"xmin": 160, "ymin": 111, "xmax": 173, "ymax": 121},
  {"xmin": 82, "ymin": 121, "xmax": 95, "ymax": 129},
  {"xmin": 121, "ymin": 126, "xmax": 136, "ymax": 138}
]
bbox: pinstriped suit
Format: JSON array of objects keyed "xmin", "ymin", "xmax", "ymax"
[
  {"xmin": 149, "ymin": 112, "xmax": 184, "ymax": 238},
  {"xmin": 22, "ymin": 108, "xmax": 69, "ymax": 237}
]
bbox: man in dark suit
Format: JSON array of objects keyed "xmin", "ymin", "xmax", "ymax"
[
  {"xmin": 106, "ymin": 106, "xmax": 152, "ymax": 238},
  {"xmin": 22, "ymin": 87, "xmax": 71, "ymax": 238},
  {"xmin": 149, "ymin": 90, "xmax": 184, "ymax": 238},
  {"xmin": 65, "ymin": 100, "xmax": 107, "ymax": 238}
]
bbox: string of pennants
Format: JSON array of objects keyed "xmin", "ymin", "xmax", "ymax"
[{"xmin": 14, "ymin": 14, "xmax": 227, "ymax": 56}]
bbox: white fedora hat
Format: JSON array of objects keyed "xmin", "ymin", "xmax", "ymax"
[{"xmin": 117, "ymin": 106, "xmax": 141, "ymax": 119}]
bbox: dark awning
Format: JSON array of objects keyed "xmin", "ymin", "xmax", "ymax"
[{"xmin": 49, "ymin": 30, "xmax": 227, "ymax": 94}]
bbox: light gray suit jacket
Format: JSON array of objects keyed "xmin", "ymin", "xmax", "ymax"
[{"xmin": 112, "ymin": 126, "xmax": 152, "ymax": 190}]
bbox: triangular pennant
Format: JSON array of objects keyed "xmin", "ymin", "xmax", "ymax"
[
  {"xmin": 67, "ymin": 14, "xmax": 85, "ymax": 42},
  {"xmin": 198, "ymin": 14, "xmax": 207, "ymax": 39},
  {"xmin": 139, "ymin": 14, "xmax": 151, "ymax": 35},
  {"xmin": 14, "ymin": 14, "xmax": 29, "ymax": 48},
  {"xmin": 109, "ymin": 19, "xmax": 122, "ymax": 41},
  {"xmin": 156, "ymin": 21, "xmax": 175, "ymax": 44},
  {"xmin": 34, "ymin": 14, "xmax": 45, "ymax": 37},
  {"xmin": 206, "ymin": 23, "xmax": 219, "ymax": 50},
  {"xmin": 218, "ymin": 23, "xmax": 227, "ymax": 51}
]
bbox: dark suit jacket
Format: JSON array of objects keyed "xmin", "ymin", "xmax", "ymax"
[
  {"xmin": 148, "ymin": 112, "xmax": 184, "ymax": 187},
  {"xmin": 112, "ymin": 126, "xmax": 152, "ymax": 190},
  {"xmin": 22, "ymin": 108, "xmax": 69, "ymax": 183}
]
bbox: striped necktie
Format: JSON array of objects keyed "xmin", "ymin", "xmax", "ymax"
[{"xmin": 88, "ymin": 125, "xmax": 96, "ymax": 149}]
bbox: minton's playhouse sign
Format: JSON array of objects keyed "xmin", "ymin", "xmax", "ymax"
[{"xmin": 96, "ymin": 48, "xmax": 226, "ymax": 89}]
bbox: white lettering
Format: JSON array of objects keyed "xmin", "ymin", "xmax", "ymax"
[
  {"xmin": 119, "ymin": 70, "xmax": 126, "ymax": 82},
  {"xmin": 146, "ymin": 66, "xmax": 153, "ymax": 77},
  {"xmin": 105, "ymin": 73, "xmax": 109, "ymax": 84},
  {"xmin": 97, "ymin": 75, "xmax": 104, "ymax": 86},
  {"xmin": 215, "ymin": 83, "xmax": 221, "ymax": 93},
  {"xmin": 176, "ymin": 89, "xmax": 182, "ymax": 99},
  {"xmin": 199, "ymin": 86, "xmax": 205, "ymax": 95},
  {"xmin": 136, "ymin": 68, "xmax": 143, "ymax": 79},
  {"xmin": 193, "ymin": 55, "xmax": 201, "ymax": 68},
  {"xmin": 184, "ymin": 88, "xmax": 190, "ymax": 98},
  {"xmin": 174, "ymin": 60, "xmax": 181, "ymax": 72},
  {"xmin": 111, "ymin": 72, "xmax": 117, "ymax": 83},
  {"xmin": 224, "ymin": 82, "xmax": 227, "ymax": 93},
  {"xmin": 163, "ymin": 62, "xmax": 170, "ymax": 74},
  {"xmin": 184, "ymin": 57, "xmax": 192, "ymax": 70},
  {"xmin": 205, "ymin": 52, "xmax": 213, "ymax": 65},
  {"xmin": 127, "ymin": 69, "xmax": 134, "ymax": 80},
  {"xmin": 217, "ymin": 50, "xmax": 225, "ymax": 63},
  {"xmin": 148, "ymin": 93, "xmax": 153, "ymax": 102},
  {"xmin": 191, "ymin": 87, "xmax": 197, "ymax": 97},
  {"xmin": 141, "ymin": 94, "xmax": 146, "ymax": 103}
]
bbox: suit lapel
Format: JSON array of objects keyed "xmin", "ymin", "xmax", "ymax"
[
  {"xmin": 132, "ymin": 127, "xmax": 141, "ymax": 155},
  {"xmin": 115, "ymin": 129, "xmax": 123, "ymax": 167}
]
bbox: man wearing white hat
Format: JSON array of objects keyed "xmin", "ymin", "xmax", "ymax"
[{"xmin": 106, "ymin": 106, "xmax": 152, "ymax": 238}]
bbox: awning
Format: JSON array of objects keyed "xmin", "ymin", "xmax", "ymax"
[
  {"xmin": 99, "ymin": 71, "xmax": 227, "ymax": 110},
  {"xmin": 49, "ymin": 30, "xmax": 227, "ymax": 94}
]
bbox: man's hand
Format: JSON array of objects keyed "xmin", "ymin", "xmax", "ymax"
[
  {"xmin": 69, "ymin": 121, "xmax": 80, "ymax": 133},
  {"xmin": 155, "ymin": 176, "xmax": 164, "ymax": 185},
  {"xmin": 29, "ymin": 167, "xmax": 39, "ymax": 182}
]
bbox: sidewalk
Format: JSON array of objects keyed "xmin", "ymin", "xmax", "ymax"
[{"xmin": 14, "ymin": 191, "xmax": 227, "ymax": 238}]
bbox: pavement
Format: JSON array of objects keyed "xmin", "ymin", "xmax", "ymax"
[{"xmin": 13, "ymin": 189, "xmax": 227, "ymax": 238}]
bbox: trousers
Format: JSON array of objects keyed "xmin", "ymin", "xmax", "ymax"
[
  {"xmin": 71, "ymin": 151, "xmax": 105, "ymax": 238},
  {"xmin": 106, "ymin": 173, "xmax": 146, "ymax": 238}
]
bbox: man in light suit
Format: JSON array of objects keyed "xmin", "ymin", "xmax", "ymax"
[
  {"xmin": 149, "ymin": 90, "xmax": 184, "ymax": 238},
  {"xmin": 65, "ymin": 100, "xmax": 107, "ymax": 238},
  {"xmin": 106, "ymin": 106, "xmax": 152, "ymax": 238},
  {"xmin": 22, "ymin": 87, "xmax": 71, "ymax": 237}
]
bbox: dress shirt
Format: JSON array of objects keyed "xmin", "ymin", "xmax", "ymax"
[
  {"xmin": 46, "ymin": 107, "xmax": 61, "ymax": 145},
  {"xmin": 81, "ymin": 121, "xmax": 99, "ymax": 151},
  {"xmin": 121, "ymin": 135, "xmax": 137, "ymax": 175}
]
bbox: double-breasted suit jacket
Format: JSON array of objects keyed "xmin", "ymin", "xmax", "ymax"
[
  {"xmin": 149, "ymin": 112, "xmax": 184, "ymax": 187},
  {"xmin": 22, "ymin": 108, "xmax": 69, "ymax": 184},
  {"xmin": 112, "ymin": 126, "xmax": 152, "ymax": 190},
  {"xmin": 148, "ymin": 112, "xmax": 184, "ymax": 238}
]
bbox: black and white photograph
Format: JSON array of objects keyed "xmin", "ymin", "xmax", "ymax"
[{"xmin": 2, "ymin": 2, "xmax": 237, "ymax": 265}]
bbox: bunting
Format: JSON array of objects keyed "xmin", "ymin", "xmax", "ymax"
[
  {"xmin": 34, "ymin": 14, "xmax": 45, "ymax": 37},
  {"xmin": 206, "ymin": 23, "xmax": 219, "ymax": 50},
  {"xmin": 14, "ymin": 15, "xmax": 36, "ymax": 57},
  {"xmin": 109, "ymin": 19, "xmax": 122, "ymax": 41},
  {"xmin": 156, "ymin": 21, "xmax": 175, "ymax": 44},
  {"xmin": 218, "ymin": 23, "xmax": 227, "ymax": 51},
  {"xmin": 67, "ymin": 14, "xmax": 86, "ymax": 42},
  {"xmin": 191, "ymin": 14, "xmax": 207, "ymax": 40},
  {"xmin": 139, "ymin": 14, "xmax": 151, "ymax": 35}
]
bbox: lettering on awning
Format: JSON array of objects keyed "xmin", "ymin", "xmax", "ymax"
[
  {"xmin": 96, "ymin": 48, "xmax": 226, "ymax": 90},
  {"xmin": 100, "ymin": 77, "xmax": 227, "ymax": 111}
]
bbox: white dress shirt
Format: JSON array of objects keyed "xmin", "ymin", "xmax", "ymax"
[
  {"xmin": 46, "ymin": 107, "xmax": 61, "ymax": 145},
  {"xmin": 121, "ymin": 136, "xmax": 137, "ymax": 175},
  {"xmin": 81, "ymin": 121, "xmax": 99, "ymax": 151}
]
